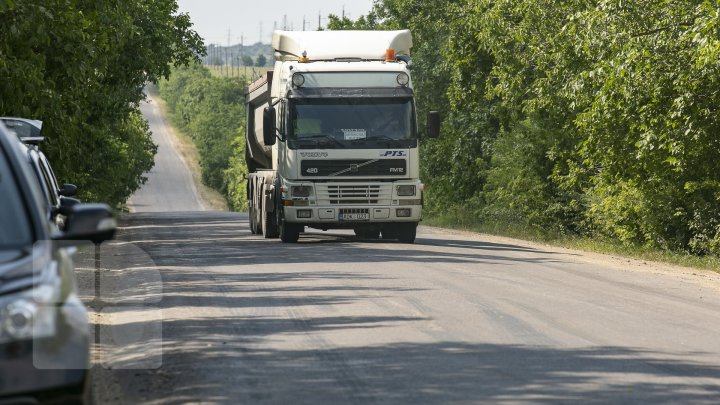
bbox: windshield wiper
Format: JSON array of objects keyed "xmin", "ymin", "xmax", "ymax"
[
  {"xmin": 350, "ymin": 135, "xmax": 404, "ymax": 147},
  {"xmin": 295, "ymin": 135, "xmax": 345, "ymax": 148}
]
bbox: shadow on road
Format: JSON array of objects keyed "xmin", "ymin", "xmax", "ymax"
[
  {"xmin": 116, "ymin": 212, "xmax": 566, "ymax": 268},
  {"xmin": 87, "ymin": 212, "xmax": 720, "ymax": 403},
  {"xmin": 101, "ymin": 336, "xmax": 720, "ymax": 404}
]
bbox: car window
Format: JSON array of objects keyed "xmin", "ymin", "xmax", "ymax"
[
  {"xmin": 0, "ymin": 119, "xmax": 40, "ymax": 139},
  {"xmin": 26, "ymin": 150, "xmax": 55, "ymax": 207},
  {"xmin": 37, "ymin": 154, "xmax": 59, "ymax": 206},
  {"xmin": 39, "ymin": 152, "xmax": 61, "ymax": 193},
  {"xmin": 0, "ymin": 149, "xmax": 33, "ymax": 249}
]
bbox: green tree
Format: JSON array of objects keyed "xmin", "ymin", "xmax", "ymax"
[
  {"xmin": 0, "ymin": 0, "xmax": 204, "ymax": 206},
  {"xmin": 332, "ymin": 0, "xmax": 720, "ymax": 255},
  {"xmin": 255, "ymin": 54, "xmax": 267, "ymax": 67},
  {"xmin": 242, "ymin": 55, "xmax": 254, "ymax": 66},
  {"xmin": 159, "ymin": 64, "xmax": 248, "ymax": 208},
  {"xmin": 474, "ymin": 0, "xmax": 720, "ymax": 253}
]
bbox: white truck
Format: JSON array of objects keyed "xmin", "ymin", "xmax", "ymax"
[{"xmin": 245, "ymin": 30, "xmax": 440, "ymax": 243}]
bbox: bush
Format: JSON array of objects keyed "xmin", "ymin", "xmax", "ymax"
[{"xmin": 159, "ymin": 64, "xmax": 249, "ymax": 208}]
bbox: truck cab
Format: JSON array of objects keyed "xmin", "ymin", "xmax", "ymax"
[{"xmin": 245, "ymin": 30, "xmax": 439, "ymax": 243}]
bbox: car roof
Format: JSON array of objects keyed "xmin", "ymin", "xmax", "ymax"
[
  {"xmin": 0, "ymin": 121, "xmax": 51, "ymax": 240},
  {"xmin": 0, "ymin": 117, "xmax": 43, "ymax": 130},
  {"xmin": 0, "ymin": 117, "xmax": 44, "ymax": 145}
]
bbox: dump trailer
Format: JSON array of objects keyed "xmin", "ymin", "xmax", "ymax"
[{"xmin": 245, "ymin": 30, "xmax": 440, "ymax": 243}]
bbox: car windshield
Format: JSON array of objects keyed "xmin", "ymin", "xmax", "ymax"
[
  {"xmin": 288, "ymin": 98, "xmax": 416, "ymax": 149},
  {"xmin": 0, "ymin": 150, "xmax": 33, "ymax": 251}
]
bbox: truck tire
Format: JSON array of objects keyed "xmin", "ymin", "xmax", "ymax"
[
  {"xmin": 279, "ymin": 221, "xmax": 301, "ymax": 243},
  {"xmin": 249, "ymin": 208, "xmax": 256, "ymax": 233},
  {"xmin": 396, "ymin": 223, "xmax": 417, "ymax": 243},
  {"xmin": 247, "ymin": 182, "xmax": 256, "ymax": 233},
  {"xmin": 262, "ymin": 204, "xmax": 278, "ymax": 238},
  {"xmin": 252, "ymin": 206, "xmax": 262, "ymax": 234},
  {"xmin": 249, "ymin": 205, "xmax": 259, "ymax": 234},
  {"xmin": 277, "ymin": 205, "xmax": 300, "ymax": 243}
]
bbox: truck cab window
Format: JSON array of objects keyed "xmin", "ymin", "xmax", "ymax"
[{"xmin": 288, "ymin": 98, "xmax": 416, "ymax": 149}]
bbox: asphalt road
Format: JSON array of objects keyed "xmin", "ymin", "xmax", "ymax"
[
  {"xmin": 128, "ymin": 97, "xmax": 206, "ymax": 212},
  {"xmin": 84, "ymin": 97, "xmax": 720, "ymax": 404}
]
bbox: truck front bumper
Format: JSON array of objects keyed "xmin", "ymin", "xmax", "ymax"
[{"xmin": 283, "ymin": 204, "xmax": 422, "ymax": 225}]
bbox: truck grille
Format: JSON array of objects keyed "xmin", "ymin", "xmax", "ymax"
[
  {"xmin": 316, "ymin": 183, "xmax": 392, "ymax": 205},
  {"xmin": 301, "ymin": 159, "xmax": 406, "ymax": 177}
]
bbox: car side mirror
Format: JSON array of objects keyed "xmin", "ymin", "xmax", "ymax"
[
  {"xmin": 263, "ymin": 106, "xmax": 277, "ymax": 146},
  {"xmin": 59, "ymin": 183, "xmax": 77, "ymax": 197},
  {"xmin": 55, "ymin": 203, "xmax": 117, "ymax": 245},
  {"xmin": 426, "ymin": 111, "xmax": 441, "ymax": 139},
  {"xmin": 57, "ymin": 196, "xmax": 81, "ymax": 216}
]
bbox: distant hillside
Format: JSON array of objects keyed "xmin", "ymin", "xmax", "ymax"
[{"xmin": 204, "ymin": 43, "xmax": 274, "ymax": 67}]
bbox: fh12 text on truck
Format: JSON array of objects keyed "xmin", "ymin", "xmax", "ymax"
[{"xmin": 245, "ymin": 30, "xmax": 440, "ymax": 243}]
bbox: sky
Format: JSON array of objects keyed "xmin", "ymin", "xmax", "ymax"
[{"xmin": 176, "ymin": 0, "xmax": 375, "ymax": 46}]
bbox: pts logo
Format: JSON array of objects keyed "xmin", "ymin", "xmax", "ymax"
[{"xmin": 380, "ymin": 150, "xmax": 407, "ymax": 157}]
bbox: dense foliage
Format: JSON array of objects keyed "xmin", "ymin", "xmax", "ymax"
[
  {"xmin": 159, "ymin": 64, "xmax": 249, "ymax": 211},
  {"xmin": 330, "ymin": 0, "xmax": 720, "ymax": 256},
  {"xmin": 0, "ymin": 0, "xmax": 203, "ymax": 206}
]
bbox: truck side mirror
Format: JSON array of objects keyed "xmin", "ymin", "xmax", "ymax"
[
  {"xmin": 263, "ymin": 107, "xmax": 277, "ymax": 146},
  {"xmin": 426, "ymin": 111, "xmax": 441, "ymax": 138}
]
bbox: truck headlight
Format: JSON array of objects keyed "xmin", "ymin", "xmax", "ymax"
[
  {"xmin": 397, "ymin": 72, "xmax": 410, "ymax": 86},
  {"xmin": 396, "ymin": 185, "xmax": 416, "ymax": 196},
  {"xmin": 292, "ymin": 73, "xmax": 305, "ymax": 87},
  {"xmin": 291, "ymin": 185, "xmax": 313, "ymax": 198},
  {"xmin": 0, "ymin": 283, "xmax": 58, "ymax": 344}
]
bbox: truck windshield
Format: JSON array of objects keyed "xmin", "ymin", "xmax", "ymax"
[{"xmin": 288, "ymin": 98, "xmax": 416, "ymax": 149}]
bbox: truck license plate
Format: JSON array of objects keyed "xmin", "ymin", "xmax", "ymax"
[{"xmin": 339, "ymin": 213, "xmax": 370, "ymax": 221}]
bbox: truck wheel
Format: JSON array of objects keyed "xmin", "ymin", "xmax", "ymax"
[
  {"xmin": 354, "ymin": 228, "xmax": 380, "ymax": 239},
  {"xmin": 249, "ymin": 205, "xmax": 258, "ymax": 234},
  {"xmin": 252, "ymin": 207, "xmax": 262, "ymax": 234},
  {"xmin": 396, "ymin": 223, "xmax": 417, "ymax": 244},
  {"xmin": 277, "ymin": 207, "xmax": 300, "ymax": 243},
  {"xmin": 279, "ymin": 221, "xmax": 300, "ymax": 243},
  {"xmin": 262, "ymin": 206, "xmax": 279, "ymax": 238}
]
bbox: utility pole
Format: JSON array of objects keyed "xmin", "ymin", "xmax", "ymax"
[
  {"xmin": 259, "ymin": 22, "xmax": 263, "ymax": 44},
  {"xmin": 226, "ymin": 29, "xmax": 231, "ymax": 77},
  {"xmin": 303, "ymin": 15, "xmax": 306, "ymax": 31},
  {"xmin": 241, "ymin": 34, "xmax": 246, "ymax": 79},
  {"xmin": 318, "ymin": 11, "xmax": 322, "ymax": 30},
  {"xmin": 342, "ymin": 5, "xmax": 345, "ymax": 19},
  {"xmin": 283, "ymin": 15, "xmax": 287, "ymax": 31}
]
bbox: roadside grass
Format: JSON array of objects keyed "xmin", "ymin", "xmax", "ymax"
[
  {"xmin": 205, "ymin": 65, "xmax": 271, "ymax": 81},
  {"xmin": 423, "ymin": 210, "xmax": 720, "ymax": 272}
]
